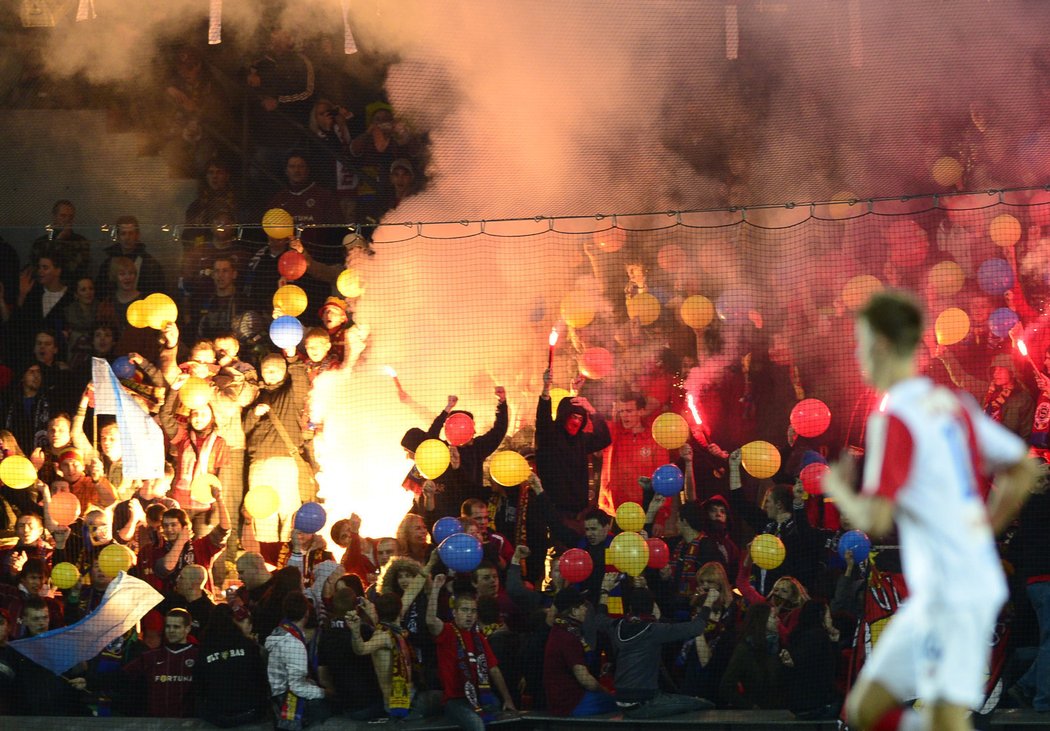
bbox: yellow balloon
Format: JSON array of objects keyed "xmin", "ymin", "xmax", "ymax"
[
  {"xmin": 989, "ymin": 214, "xmax": 1022, "ymax": 247},
  {"xmin": 190, "ymin": 474, "xmax": 219, "ymax": 506},
  {"xmin": 143, "ymin": 292, "xmax": 178, "ymax": 329},
  {"xmin": 180, "ymin": 376, "xmax": 212, "ymax": 409},
  {"xmin": 934, "ymin": 308, "xmax": 970, "ymax": 346},
  {"xmin": 549, "ymin": 388, "xmax": 571, "ymax": 413},
  {"xmin": 337, "ymin": 268, "xmax": 363, "ymax": 298},
  {"xmin": 841, "ymin": 275, "xmax": 882, "ymax": 311},
  {"xmin": 127, "ymin": 299, "xmax": 150, "ymax": 329},
  {"xmin": 608, "ymin": 531, "xmax": 649, "ymax": 577},
  {"xmin": 245, "ymin": 485, "xmax": 280, "ymax": 520},
  {"xmin": 98, "ymin": 543, "xmax": 134, "ymax": 577},
  {"xmin": 927, "ymin": 261, "xmax": 965, "ymax": 297},
  {"xmin": 415, "ymin": 439, "xmax": 451, "ymax": 479},
  {"xmin": 0, "ymin": 455, "xmax": 37, "ymax": 489},
  {"xmin": 51, "ymin": 561, "xmax": 80, "ymax": 590},
  {"xmin": 741, "ymin": 440, "xmax": 781, "ymax": 479},
  {"xmin": 561, "ymin": 290, "xmax": 596, "ymax": 329},
  {"xmin": 489, "ymin": 451, "xmax": 531, "ymax": 486},
  {"xmin": 651, "ymin": 412, "xmax": 689, "ymax": 450},
  {"xmin": 615, "ymin": 502, "xmax": 646, "ymax": 533},
  {"xmin": 931, "ymin": 156, "xmax": 963, "ymax": 187},
  {"xmin": 680, "ymin": 295, "xmax": 715, "ymax": 329},
  {"xmin": 262, "ymin": 208, "xmax": 294, "ymax": 239},
  {"xmin": 750, "ymin": 533, "xmax": 786, "ymax": 570},
  {"xmin": 627, "ymin": 292, "xmax": 660, "ymax": 325},
  {"xmin": 273, "ymin": 284, "xmax": 308, "ymax": 317}
]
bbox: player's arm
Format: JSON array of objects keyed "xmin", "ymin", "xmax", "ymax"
[
  {"xmin": 821, "ymin": 457, "xmax": 896, "ymax": 537},
  {"xmin": 987, "ymin": 456, "xmax": 1040, "ymax": 534}
]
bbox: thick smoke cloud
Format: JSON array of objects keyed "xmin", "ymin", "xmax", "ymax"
[{"xmin": 33, "ymin": 1, "xmax": 1050, "ymax": 534}]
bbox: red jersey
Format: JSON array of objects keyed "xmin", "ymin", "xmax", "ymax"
[
  {"xmin": 124, "ymin": 643, "xmax": 199, "ymax": 717},
  {"xmin": 435, "ymin": 622, "xmax": 499, "ymax": 704},
  {"xmin": 599, "ymin": 418, "xmax": 668, "ymax": 514}
]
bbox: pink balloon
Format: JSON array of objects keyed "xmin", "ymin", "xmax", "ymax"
[
  {"xmin": 444, "ymin": 413, "xmax": 475, "ymax": 447},
  {"xmin": 50, "ymin": 491, "xmax": 81, "ymax": 526},
  {"xmin": 800, "ymin": 462, "xmax": 830, "ymax": 495},
  {"xmin": 790, "ymin": 398, "xmax": 832, "ymax": 438},
  {"xmin": 277, "ymin": 250, "xmax": 308, "ymax": 281},
  {"xmin": 646, "ymin": 538, "xmax": 670, "ymax": 570},
  {"xmin": 558, "ymin": 548, "xmax": 594, "ymax": 584}
]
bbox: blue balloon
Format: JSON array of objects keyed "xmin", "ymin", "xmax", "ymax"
[
  {"xmin": 112, "ymin": 355, "xmax": 136, "ymax": 380},
  {"xmin": 438, "ymin": 533, "xmax": 483, "ymax": 572},
  {"xmin": 294, "ymin": 502, "xmax": 327, "ymax": 533},
  {"xmin": 270, "ymin": 315, "xmax": 304, "ymax": 349},
  {"xmin": 651, "ymin": 464, "xmax": 684, "ymax": 496},
  {"xmin": 838, "ymin": 529, "xmax": 871, "ymax": 563},
  {"xmin": 432, "ymin": 516, "xmax": 462, "ymax": 545},
  {"xmin": 977, "ymin": 258, "xmax": 1014, "ymax": 296},
  {"xmin": 988, "ymin": 307, "xmax": 1020, "ymax": 338}
]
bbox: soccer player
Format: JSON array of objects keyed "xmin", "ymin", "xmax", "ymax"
[{"xmin": 823, "ymin": 291, "xmax": 1038, "ymax": 731}]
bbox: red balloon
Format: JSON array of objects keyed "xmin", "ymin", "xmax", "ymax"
[
  {"xmin": 50, "ymin": 491, "xmax": 81, "ymax": 526},
  {"xmin": 278, "ymin": 250, "xmax": 308, "ymax": 281},
  {"xmin": 646, "ymin": 538, "xmax": 670, "ymax": 570},
  {"xmin": 579, "ymin": 347, "xmax": 614, "ymax": 380},
  {"xmin": 800, "ymin": 462, "xmax": 830, "ymax": 495},
  {"xmin": 790, "ymin": 398, "xmax": 832, "ymax": 438},
  {"xmin": 558, "ymin": 548, "xmax": 594, "ymax": 584},
  {"xmin": 445, "ymin": 412, "xmax": 475, "ymax": 447}
]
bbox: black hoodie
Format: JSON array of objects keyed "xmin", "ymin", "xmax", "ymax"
[{"xmin": 535, "ymin": 396, "xmax": 611, "ymax": 515}]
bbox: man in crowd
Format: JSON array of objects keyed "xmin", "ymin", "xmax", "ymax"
[
  {"xmin": 29, "ymin": 200, "xmax": 91, "ymax": 283},
  {"xmin": 427, "ymin": 574, "xmax": 516, "ymax": 729},
  {"xmin": 149, "ymin": 501, "xmax": 229, "ymax": 595},
  {"xmin": 123, "ymin": 608, "xmax": 198, "ymax": 718},
  {"xmin": 266, "ymin": 591, "xmax": 332, "ymax": 728},
  {"xmin": 96, "ymin": 215, "xmax": 166, "ymax": 297}
]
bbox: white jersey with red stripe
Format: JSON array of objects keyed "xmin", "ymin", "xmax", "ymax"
[{"xmin": 861, "ymin": 377, "xmax": 1025, "ymax": 606}]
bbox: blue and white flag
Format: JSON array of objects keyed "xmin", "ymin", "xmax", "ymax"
[
  {"xmin": 92, "ymin": 357, "xmax": 165, "ymax": 479},
  {"xmin": 10, "ymin": 572, "xmax": 162, "ymax": 675}
]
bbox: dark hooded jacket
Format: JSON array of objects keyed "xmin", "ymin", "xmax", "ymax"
[
  {"xmin": 535, "ymin": 396, "xmax": 611, "ymax": 515},
  {"xmin": 600, "ymin": 608, "xmax": 710, "ymax": 703}
]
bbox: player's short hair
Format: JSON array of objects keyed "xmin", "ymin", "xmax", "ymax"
[
  {"xmin": 581, "ymin": 507, "xmax": 612, "ymax": 526},
  {"xmin": 678, "ymin": 501, "xmax": 705, "ymax": 532},
  {"xmin": 281, "ymin": 591, "xmax": 310, "ymax": 621},
  {"xmin": 452, "ymin": 591, "xmax": 478, "ymax": 610},
  {"xmin": 858, "ymin": 291, "xmax": 924, "ymax": 356},
  {"xmin": 373, "ymin": 593, "xmax": 401, "ymax": 623},
  {"xmin": 165, "ymin": 607, "xmax": 192, "ymax": 626},
  {"xmin": 163, "ymin": 508, "xmax": 190, "ymax": 527},
  {"xmin": 460, "ymin": 498, "xmax": 486, "ymax": 517}
]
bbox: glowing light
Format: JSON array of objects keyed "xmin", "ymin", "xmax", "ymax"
[
  {"xmin": 686, "ymin": 393, "xmax": 703, "ymax": 425},
  {"xmin": 384, "ymin": 365, "xmax": 398, "ymax": 378},
  {"xmin": 1018, "ymin": 340, "xmax": 1029, "ymax": 358},
  {"xmin": 548, "ymin": 328, "xmax": 559, "ymax": 348}
]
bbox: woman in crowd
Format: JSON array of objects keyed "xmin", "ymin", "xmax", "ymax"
[
  {"xmin": 719, "ymin": 602, "xmax": 784, "ymax": 710},
  {"xmin": 64, "ymin": 277, "xmax": 98, "ymax": 364},
  {"xmin": 97, "ymin": 257, "xmax": 145, "ymax": 332},
  {"xmin": 396, "ymin": 513, "xmax": 432, "ymax": 564},
  {"xmin": 676, "ymin": 561, "xmax": 740, "ymax": 703}
]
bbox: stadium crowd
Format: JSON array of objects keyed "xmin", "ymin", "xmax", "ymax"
[{"xmin": 0, "ymin": 19, "xmax": 1047, "ymax": 731}]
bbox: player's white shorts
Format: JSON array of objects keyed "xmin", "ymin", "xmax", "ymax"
[{"xmin": 857, "ymin": 597, "xmax": 1001, "ymax": 708}]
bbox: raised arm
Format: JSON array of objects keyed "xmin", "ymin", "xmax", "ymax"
[{"xmin": 426, "ymin": 573, "xmax": 447, "ymax": 636}]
